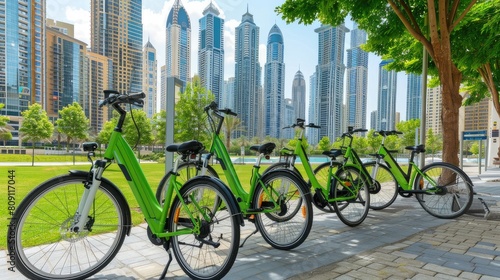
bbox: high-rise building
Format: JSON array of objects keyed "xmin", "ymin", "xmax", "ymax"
[
  {"xmin": 1, "ymin": 0, "xmax": 45, "ymax": 117},
  {"xmin": 307, "ymin": 72, "xmax": 319, "ymax": 145},
  {"xmin": 376, "ymin": 60, "xmax": 397, "ymax": 130},
  {"xmin": 223, "ymin": 77, "xmax": 235, "ymax": 110},
  {"xmin": 292, "ymin": 70, "xmax": 306, "ymax": 121},
  {"xmin": 264, "ymin": 24, "xmax": 285, "ymax": 138},
  {"xmin": 90, "ymin": 0, "xmax": 143, "ymax": 94},
  {"xmin": 314, "ymin": 24, "xmax": 348, "ymax": 141},
  {"xmin": 283, "ymin": 98, "xmax": 294, "ymax": 139},
  {"xmin": 234, "ymin": 7, "xmax": 261, "ymax": 138},
  {"xmin": 345, "ymin": 23, "xmax": 368, "ymax": 129},
  {"xmin": 370, "ymin": 110, "xmax": 378, "ymax": 130},
  {"xmin": 45, "ymin": 25, "xmax": 87, "ymax": 121},
  {"xmin": 165, "ymin": 0, "xmax": 191, "ymax": 109},
  {"xmin": 160, "ymin": 65, "xmax": 166, "ymax": 111},
  {"xmin": 198, "ymin": 1, "xmax": 224, "ymax": 104},
  {"xmin": 406, "ymin": 73, "xmax": 422, "ymax": 121},
  {"xmin": 46, "ymin": 19, "xmax": 74, "ymax": 37},
  {"xmin": 86, "ymin": 52, "xmax": 112, "ymax": 134},
  {"xmin": 426, "ymin": 86, "xmax": 442, "ymax": 135},
  {"xmin": 143, "ymin": 40, "xmax": 157, "ymax": 118}
]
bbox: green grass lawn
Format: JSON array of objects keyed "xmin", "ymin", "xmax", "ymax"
[{"xmin": 0, "ymin": 154, "xmax": 88, "ymax": 162}]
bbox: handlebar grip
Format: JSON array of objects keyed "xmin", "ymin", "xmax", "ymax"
[
  {"xmin": 128, "ymin": 92, "xmax": 146, "ymax": 100},
  {"xmin": 220, "ymin": 108, "xmax": 237, "ymax": 116}
]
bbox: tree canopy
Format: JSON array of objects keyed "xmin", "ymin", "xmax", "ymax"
[
  {"xmin": 19, "ymin": 103, "xmax": 54, "ymax": 165},
  {"xmin": 56, "ymin": 102, "xmax": 89, "ymax": 152}
]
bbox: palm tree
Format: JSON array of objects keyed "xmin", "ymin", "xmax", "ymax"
[{"xmin": 222, "ymin": 115, "xmax": 244, "ymax": 150}]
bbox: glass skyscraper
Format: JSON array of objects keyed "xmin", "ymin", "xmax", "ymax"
[
  {"xmin": 91, "ymin": 0, "xmax": 143, "ymax": 94},
  {"xmin": 376, "ymin": 60, "xmax": 398, "ymax": 130},
  {"xmin": 143, "ymin": 40, "xmax": 157, "ymax": 118},
  {"xmin": 264, "ymin": 24, "xmax": 285, "ymax": 138},
  {"xmin": 166, "ymin": 0, "xmax": 191, "ymax": 86},
  {"xmin": 314, "ymin": 24, "xmax": 348, "ymax": 141},
  {"xmin": 346, "ymin": 23, "xmax": 368, "ymax": 130},
  {"xmin": 1, "ymin": 0, "xmax": 45, "ymax": 117},
  {"xmin": 406, "ymin": 73, "xmax": 422, "ymax": 121},
  {"xmin": 234, "ymin": 7, "xmax": 261, "ymax": 138},
  {"xmin": 292, "ymin": 70, "xmax": 306, "ymax": 122},
  {"xmin": 198, "ymin": 1, "xmax": 224, "ymax": 105}
]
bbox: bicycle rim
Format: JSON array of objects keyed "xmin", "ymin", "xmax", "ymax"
[
  {"xmin": 168, "ymin": 181, "xmax": 239, "ymax": 279},
  {"xmin": 415, "ymin": 163, "xmax": 473, "ymax": 219},
  {"xmin": 363, "ymin": 162, "xmax": 398, "ymax": 210},
  {"xmin": 11, "ymin": 175, "xmax": 127, "ymax": 280}
]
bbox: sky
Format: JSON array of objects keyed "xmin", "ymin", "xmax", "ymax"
[{"xmin": 46, "ymin": 0, "xmax": 409, "ymax": 126}]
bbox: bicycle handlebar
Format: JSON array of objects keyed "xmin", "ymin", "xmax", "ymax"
[
  {"xmin": 204, "ymin": 101, "xmax": 237, "ymax": 116},
  {"xmin": 375, "ymin": 130, "xmax": 403, "ymax": 137},
  {"xmin": 99, "ymin": 90, "xmax": 145, "ymax": 108},
  {"xmin": 283, "ymin": 118, "xmax": 321, "ymax": 129}
]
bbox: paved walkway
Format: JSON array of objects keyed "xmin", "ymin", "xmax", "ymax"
[{"xmin": 2, "ymin": 167, "xmax": 500, "ymax": 279}]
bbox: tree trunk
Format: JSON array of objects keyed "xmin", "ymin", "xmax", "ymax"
[{"xmin": 32, "ymin": 144, "xmax": 35, "ymax": 167}]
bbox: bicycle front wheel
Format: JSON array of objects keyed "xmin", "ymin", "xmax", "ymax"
[
  {"xmin": 414, "ymin": 162, "xmax": 473, "ymax": 219},
  {"xmin": 363, "ymin": 162, "xmax": 398, "ymax": 210},
  {"xmin": 312, "ymin": 161, "xmax": 343, "ymax": 213},
  {"xmin": 253, "ymin": 170, "xmax": 313, "ymax": 250},
  {"xmin": 9, "ymin": 174, "xmax": 129, "ymax": 280},
  {"xmin": 156, "ymin": 161, "xmax": 219, "ymax": 203},
  {"xmin": 168, "ymin": 179, "xmax": 240, "ymax": 280},
  {"xmin": 333, "ymin": 166, "xmax": 370, "ymax": 227}
]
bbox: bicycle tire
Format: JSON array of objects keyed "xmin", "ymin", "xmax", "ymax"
[
  {"xmin": 312, "ymin": 162, "xmax": 344, "ymax": 213},
  {"xmin": 168, "ymin": 179, "xmax": 240, "ymax": 280},
  {"xmin": 363, "ymin": 162, "xmax": 398, "ymax": 210},
  {"xmin": 333, "ymin": 166, "xmax": 370, "ymax": 227},
  {"xmin": 156, "ymin": 161, "xmax": 219, "ymax": 203},
  {"xmin": 262, "ymin": 162, "xmax": 302, "ymax": 178},
  {"xmin": 414, "ymin": 162, "xmax": 473, "ymax": 219},
  {"xmin": 252, "ymin": 170, "xmax": 313, "ymax": 250},
  {"xmin": 8, "ymin": 174, "xmax": 129, "ymax": 280}
]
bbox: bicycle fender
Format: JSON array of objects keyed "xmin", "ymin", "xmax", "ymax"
[
  {"xmin": 185, "ymin": 176, "xmax": 245, "ymax": 227},
  {"xmin": 68, "ymin": 170, "xmax": 133, "ymax": 236},
  {"xmin": 261, "ymin": 169, "xmax": 311, "ymax": 197}
]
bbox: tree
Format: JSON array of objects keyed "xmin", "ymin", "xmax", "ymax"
[
  {"xmin": 396, "ymin": 119, "xmax": 421, "ymax": 148},
  {"xmin": 174, "ymin": 76, "xmax": 214, "ymax": 147},
  {"xmin": 425, "ymin": 128, "xmax": 443, "ymax": 158},
  {"xmin": 223, "ymin": 115, "xmax": 244, "ymax": 151},
  {"xmin": 152, "ymin": 110, "xmax": 166, "ymax": 147},
  {"xmin": 317, "ymin": 136, "xmax": 331, "ymax": 152},
  {"xmin": 0, "ymin": 104, "xmax": 12, "ymax": 146},
  {"xmin": 366, "ymin": 130, "xmax": 382, "ymax": 155},
  {"xmin": 19, "ymin": 103, "xmax": 54, "ymax": 166},
  {"xmin": 123, "ymin": 109, "xmax": 153, "ymax": 159},
  {"xmin": 97, "ymin": 118, "xmax": 117, "ymax": 147},
  {"xmin": 56, "ymin": 102, "xmax": 89, "ymax": 152},
  {"xmin": 277, "ymin": 0, "xmax": 480, "ymax": 167}
]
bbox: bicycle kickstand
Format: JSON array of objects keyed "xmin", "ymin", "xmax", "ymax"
[
  {"xmin": 239, "ymin": 228, "xmax": 259, "ymax": 248},
  {"xmin": 160, "ymin": 240, "xmax": 173, "ymax": 280},
  {"xmin": 477, "ymin": 197, "xmax": 491, "ymax": 220}
]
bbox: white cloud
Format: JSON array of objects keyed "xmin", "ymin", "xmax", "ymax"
[{"xmin": 64, "ymin": 7, "xmax": 90, "ymax": 45}]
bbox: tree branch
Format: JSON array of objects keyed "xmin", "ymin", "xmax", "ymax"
[
  {"xmin": 450, "ymin": 0, "xmax": 478, "ymax": 31},
  {"xmin": 448, "ymin": 0, "xmax": 460, "ymax": 28}
]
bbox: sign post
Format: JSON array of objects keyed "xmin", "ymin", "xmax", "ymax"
[{"xmin": 461, "ymin": 130, "xmax": 488, "ymax": 174}]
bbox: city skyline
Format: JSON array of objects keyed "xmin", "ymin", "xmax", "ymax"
[{"xmin": 46, "ymin": 0, "xmax": 409, "ymax": 127}]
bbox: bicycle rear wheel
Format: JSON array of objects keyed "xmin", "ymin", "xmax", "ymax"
[
  {"xmin": 363, "ymin": 162, "xmax": 398, "ymax": 210},
  {"xmin": 414, "ymin": 162, "xmax": 473, "ymax": 219},
  {"xmin": 156, "ymin": 161, "xmax": 219, "ymax": 203},
  {"xmin": 9, "ymin": 174, "xmax": 129, "ymax": 280},
  {"xmin": 168, "ymin": 179, "xmax": 240, "ymax": 279},
  {"xmin": 253, "ymin": 170, "xmax": 313, "ymax": 250},
  {"xmin": 333, "ymin": 166, "xmax": 370, "ymax": 227},
  {"xmin": 262, "ymin": 162, "xmax": 302, "ymax": 178}
]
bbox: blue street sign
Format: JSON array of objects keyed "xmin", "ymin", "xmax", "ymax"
[{"xmin": 462, "ymin": 130, "xmax": 487, "ymax": 140}]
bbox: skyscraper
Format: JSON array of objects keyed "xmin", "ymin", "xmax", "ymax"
[
  {"xmin": 91, "ymin": 0, "xmax": 143, "ymax": 94},
  {"xmin": 143, "ymin": 40, "xmax": 157, "ymax": 118},
  {"xmin": 283, "ymin": 98, "xmax": 294, "ymax": 139},
  {"xmin": 376, "ymin": 60, "xmax": 398, "ymax": 130},
  {"xmin": 314, "ymin": 24, "xmax": 348, "ymax": 141},
  {"xmin": 346, "ymin": 23, "xmax": 368, "ymax": 129},
  {"xmin": 234, "ymin": 7, "xmax": 261, "ymax": 138},
  {"xmin": 198, "ymin": 1, "xmax": 224, "ymax": 104},
  {"xmin": 1, "ymin": 0, "xmax": 45, "ymax": 117},
  {"xmin": 86, "ymin": 52, "xmax": 112, "ymax": 135},
  {"xmin": 292, "ymin": 70, "xmax": 306, "ymax": 121},
  {"xmin": 223, "ymin": 77, "xmax": 235, "ymax": 110},
  {"xmin": 406, "ymin": 73, "xmax": 422, "ymax": 121},
  {"xmin": 264, "ymin": 24, "xmax": 285, "ymax": 138},
  {"xmin": 307, "ymin": 72, "xmax": 319, "ymax": 145},
  {"xmin": 426, "ymin": 86, "xmax": 442, "ymax": 135}
]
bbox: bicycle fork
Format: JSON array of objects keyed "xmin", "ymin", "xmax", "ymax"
[{"xmin": 71, "ymin": 160, "xmax": 107, "ymax": 233}]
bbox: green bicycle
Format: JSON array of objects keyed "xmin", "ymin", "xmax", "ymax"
[
  {"xmin": 265, "ymin": 119, "xmax": 370, "ymax": 227},
  {"xmin": 157, "ymin": 102, "xmax": 313, "ymax": 250},
  {"xmin": 8, "ymin": 91, "xmax": 242, "ymax": 280},
  {"xmin": 363, "ymin": 130, "xmax": 474, "ymax": 218}
]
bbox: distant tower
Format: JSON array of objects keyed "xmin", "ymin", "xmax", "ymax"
[
  {"xmin": 315, "ymin": 24, "xmax": 349, "ymax": 141},
  {"xmin": 307, "ymin": 72, "xmax": 319, "ymax": 145},
  {"xmin": 346, "ymin": 23, "xmax": 368, "ymax": 129},
  {"xmin": 292, "ymin": 70, "xmax": 306, "ymax": 121},
  {"xmin": 234, "ymin": 7, "xmax": 261, "ymax": 138},
  {"xmin": 198, "ymin": 1, "xmax": 224, "ymax": 104},
  {"xmin": 143, "ymin": 40, "xmax": 157, "ymax": 118},
  {"xmin": 264, "ymin": 24, "xmax": 285, "ymax": 138},
  {"xmin": 283, "ymin": 98, "xmax": 294, "ymax": 139},
  {"xmin": 406, "ymin": 73, "xmax": 422, "ymax": 121},
  {"xmin": 91, "ymin": 0, "xmax": 143, "ymax": 93},
  {"xmin": 376, "ymin": 60, "xmax": 398, "ymax": 130}
]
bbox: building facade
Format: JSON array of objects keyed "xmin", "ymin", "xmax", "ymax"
[
  {"xmin": 345, "ymin": 23, "xmax": 368, "ymax": 130},
  {"xmin": 86, "ymin": 52, "xmax": 112, "ymax": 134},
  {"xmin": 376, "ymin": 60, "xmax": 397, "ymax": 131},
  {"xmin": 198, "ymin": 2, "xmax": 224, "ymax": 104},
  {"xmin": 292, "ymin": 70, "xmax": 306, "ymax": 122},
  {"xmin": 406, "ymin": 73, "xmax": 422, "ymax": 121},
  {"xmin": 234, "ymin": 8, "xmax": 261, "ymax": 138},
  {"xmin": 426, "ymin": 86, "xmax": 443, "ymax": 135},
  {"xmin": 314, "ymin": 24, "xmax": 348, "ymax": 141},
  {"xmin": 307, "ymin": 72, "xmax": 319, "ymax": 144},
  {"xmin": 223, "ymin": 77, "xmax": 235, "ymax": 110},
  {"xmin": 263, "ymin": 24, "xmax": 285, "ymax": 139},
  {"xmin": 91, "ymin": 0, "xmax": 143, "ymax": 94},
  {"xmin": 143, "ymin": 40, "xmax": 157, "ymax": 118}
]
